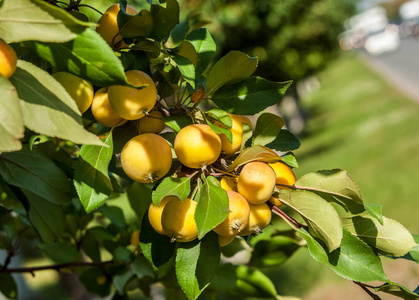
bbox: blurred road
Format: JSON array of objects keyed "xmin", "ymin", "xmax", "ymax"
[{"xmin": 361, "ymin": 37, "xmax": 419, "ymax": 104}]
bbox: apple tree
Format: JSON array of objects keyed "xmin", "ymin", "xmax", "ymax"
[{"xmin": 0, "ymin": 0, "xmax": 418, "ymax": 299}]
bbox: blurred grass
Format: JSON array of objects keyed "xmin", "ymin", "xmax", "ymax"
[
  {"xmin": 295, "ymin": 53, "xmax": 419, "ymax": 233},
  {"xmin": 264, "ymin": 53, "xmax": 419, "ymax": 299}
]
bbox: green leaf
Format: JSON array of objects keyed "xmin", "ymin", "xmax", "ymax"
[
  {"xmin": 205, "ymin": 119, "xmax": 233, "ymax": 144},
  {"xmin": 205, "ymin": 108, "xmax": 232, "ymax": 128},
  {"xmin": 127, "ymin": 182, "xmax": 153, "ymax": 221},
  {"xmin": 152, "ymin": 177, "xmax": 191, "ymax": 206},
  {"xmin": 169, "ymin": 19, "xmax": 189, "ymax": 47},
  {"xmin": 235, "ymin": 265, "xmax": 278, "ymax": 298},
  {"xmin": 299, "ymin": 227, "xmax": 389, "ymax": 282},
  {"xmin": 139, "ymin": 211, "xmax": 175, "ymax": 269},
  {"xmin": 279, "ymin": 190, "xmax": 343, "ymax": 252},
  {"xmin": 176, "ymin": 232, "xmax": 220, "ymax": 300},
  {"xmin": 186, "ymin": 28, "xmax": 216, "ymax": 77},
  {"xmin": 80, "ymin": 267, "xmax": 111, "ymax": 297},
  {"xmin": 113, "ymin": 268, "xmax": 134, "ymax": 294},
  {"xmin": 227, "ymin": 145, "xmax": 282, "ymax": 172},
  {"xmin": 195, "ymin": 176, "xmax": 230, "ymax": 239},
  {"xmin": 0, "ymin": 273, "xmax": 17, "ymax": 299},
  {"xmin": 74, "ymin": 133, "xmax": 114, "ymax": 213},
  {"xmin": 364, "ymin": 202, "xmax": 383, "ymax": 224},
  {"xmin": 170, "ymin": 53, "xmax": 195, "ymax": 88},
  {"xmin": 295, "ymin": 169, "xmax": 364, "ymax": 214},
  {"xmin": 0, "ymin": 145, "xmax": 70, "ymax": 204},
  {"xmin": 39, "ymin": 242, "xmax": 81, "ymax": 263},
  {"xmin": 100, "ymin": 205, "xmax": 126, "ymax": 229},
  {"xmin": 131, "ymin": 255, "xmax": 155, "ymax": 280},
  {"xmin": 0, "ymin": 0, "xmax": 93, "ymax": 43},
  {"xmin": 212, "ymin": 264, "xmax": 278, "ymax": 298},
  {"xmin": 10, "ymin": 60, "xmax": 103, "ymax": 146},
  {"xmin": 211, "ymin": 77, "xmax": 292, "ymax": 115},
  {"xmin": 266, "ymin": 129, "xmax": 301, "ymax": 152},
  {"xmin": 281, "ymin": 152, "xmax": 299, "ymax": 168},
  {"xmin": 342, "ymin": 214, "xmax": 416, "ymax": 257},
  {"xmin": 81, "ymin": 228, "xmax": 101, "ymax": 262},
  {"xmin": 163, "ymin": 114, "xmax": 193, "ymax": 133},
  {"xmin": 206, "ymin": 51, "xmax": 258, "ymax": 95},
  {"xmin": 149, "ymin": 0, "xmax": 180, "ymax": 41},
  {"xmin": 22, "ymin": 189, "xmax": 65, "ymax": 243},
  {"xmin": 375, "ymin": 282, "xmax": 419, "ymax": 299},
  {"xmin": 250, "ymin": 235, "xmax": 301, "ymax": 268},
  {"xmin": 253, "ymin": 113, "xmax": 284, "ymax": 146},
  {"xmin": 0, "ymin": 76, "xmax": 24, "ymax": 152},
  {"xmin": 119, "ymin": 10, "xmax": 154, "ymax": 38},
  {"xmin": 23, "ymin": 28, "xmax": 127, "ymax": 86},
  {"xmin": 405, "ymin": 234, "xmax": 419, "ymax": 262}
]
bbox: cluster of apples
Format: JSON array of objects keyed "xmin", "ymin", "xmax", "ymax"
[{"xmin": 144, "ymin": 117, "xmax": 297, "ymax": 246}]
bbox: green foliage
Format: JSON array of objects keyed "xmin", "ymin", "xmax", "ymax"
[{"xmin": 0, "ymin": 1, "xmax": 417, "ymax": 300}]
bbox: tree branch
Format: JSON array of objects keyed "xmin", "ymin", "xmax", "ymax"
[
  {"xmin": 354, "ymin": 281, "xmax": 383, "ymax": 300},
  {"xmin": 0, "ymin": 260, "xmax": 116, "ymax": 274}
]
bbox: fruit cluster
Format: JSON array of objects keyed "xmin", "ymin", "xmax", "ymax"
[{"xmin": 146, "ymin": 119, "xmax": 297, "ymax": 247}]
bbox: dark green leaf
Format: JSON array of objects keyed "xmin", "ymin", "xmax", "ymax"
[
  {"xmin": 10, "ymin": 60, "xmax": 103, "ymax": 146},
  {"xmin": 81, "ymin": 228, "xmax": 101, "ymax": 262},
  {"xmin": 149, "ymin": 0, "xmax": 180, "ymax": 41},
  {"xmin": 0, "ymin": 273, "xmax": 17, "ymax": 299},
  {"xmin": 250, "ymin": 235, "xmax": 301, "ymax": 268},
  {"xmin": 212, "ymin": 264, "xmax": 277, "ymax": 298},
  {"xmin": 0, "ymin": 76, "xmax": 24, "ymax": 152},
  {"xmin": 170, "ymin": 53, "xmax": 195, "ymax": 88},
  {"xmin": 299, "ymin": 228, "xmax": 389, "ymax": 282},
  {"xmin": 0, "ymin": 0, "xmax": 93, "ymax": 43},
  {"xmin": 186, "ymin": 28, "xmax": 216, "ymax": 77},
  {"xmin": 80, "ymin": 267, "xmax": 111, "ymax": 297},
  {"xmin": 114, "ymin": 247, "xmax": 133, "ymax": 263},
  {"xmin": 211, "ymin": 77, "xmax": 292, "ymax": 115},
  {"xmin": 227, "ymin": 145, "xmax": 282, "ymax": 172},
  {"xmin": 0, "ymin": 145, "xmax": 70, "ymax": 204},
  {"xmin": 169, "ymin": 19, "xmax": 189, "ymax": 47},
  {"xmin": 152, "ymin": 177, "xmax": 191, "ymax": 205},
  {"xmin": 195, "ymin": 176, "xmax": 229, "ymax": 239},
  {"xmin": 266, "ymin": 129, "xmax": 301, "ymax": 152},
  {"xmin": 253, "ymin": 113, "xmax": 284, "ymax": 146},
  {"xmin": 176, "ymin": 232, "xmax": 220, "ymax": 300},
  {"xmin": 39, "ymin": 242, "xmax": 81, "ymax": 263},
  {"xmin": 100, "ymin": 205, "xmax": 126, "ymax": 229},
  {"xmin": 74, "ymin": 133, "xmax": 114, "ymax": 213},
  {"xmin": 163, "ymin": 114, "xmax": 193, "ymax": 133},
  {"xmin": 119, "ymin": 10, "xmax": 154, "ymax": 38},
  {"xmin": 342, "ymin": 214, "xmax": 416, "ymax": 257},
  {"xmin": 23, "ymin": 28, "xmax": 127, "ymax": 86},
  {"xmin": 113, "ymin": 269, "xmax": 134, "ymax": 294},
  {"xmin": 375, "ymin": 282, "xmax": 419, "ymax": 300},
  {"xmin": 132, "ymin": 255, "xmax": 155, "ymax": 279},
  {"xmin": 127, "ymin": 182, "xmax": 153, "ymax": 222},
  {"xmin": 23, "ymin": 189, "xmax": 65, "ymax": 243},
  {"xmin": 279, "ymin": 190, "xmax": 342, "ymax": 252},
  {"xmin": 295, "ymin": 169, "xmax": 364, "ymax": 214},
  {"xmin": 139, "ymin": 211, "xmax": 175, "ymax": 269}
]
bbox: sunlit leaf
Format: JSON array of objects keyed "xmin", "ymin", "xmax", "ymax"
[
  {"xmin": 206, "ymin": 51, "xmax": 258, "ymax": 95},
  {"xmin": 74, "ymin": 133, "xmax": 114, "ymax": 213},
  {"xmin": 0, "ymin": 0, "xmax": 93, "ymax": 43}
]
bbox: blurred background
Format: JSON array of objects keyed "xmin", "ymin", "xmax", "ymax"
[{"xmin": 4, "ymin": 0, "xmax": 419, "ymax": 299}]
